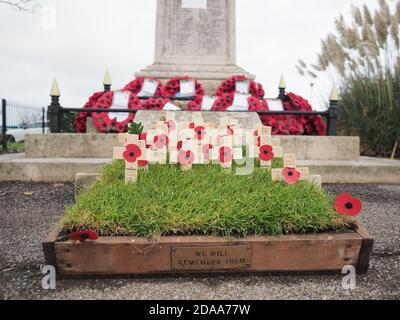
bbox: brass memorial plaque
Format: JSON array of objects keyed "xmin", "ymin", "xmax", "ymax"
[{"xmin": 171, "ymin": 246, "xmax": 252, "ymax": 271}]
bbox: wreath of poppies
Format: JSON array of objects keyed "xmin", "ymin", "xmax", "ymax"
[
  {"xmin": 73, "ymin": 76, "xmax": 326, "ymax": 137},
  {"xmin": 164, "ymin": 76, "xmax": 205, "ymax": 99},
  {"xmin": 187, "ymin": 96, "xmax": 205, "ymax": 111},
  {"xmin": 73, "ymin": 91, "xmax": 105, "ymax": 133},
  {"xmin": 216, "ymin": 75, "xmax": 265, "ymax": 99},
  {"xmin": 91, "ymin": 91, "xmax": 142, "ymax": 133},
  {"xmin": 211, "ymin": 93, "xmax": 269, "ymax": 112},
  {"xmin": 140, "ymin": 97, "xmax": 172, "ymax": 110},
  {"xmin": 259, "ymin": 92, "xmax": 327, "ymax": 136},
  {"xmin": 123, "ymin": 77, "xmax": 164, "ymax": 97}
]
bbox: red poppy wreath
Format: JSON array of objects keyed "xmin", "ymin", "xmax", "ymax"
[
  {"xmin": 259, "ymin": 92, "xmax": 326, "ymax": 136},
  {"xmin": 212, "ymin": 93, "xmax": 269, "ymax": 112},
  {"xmin": 73, "ymin": 91, "xmax": 105, "ymax": 133},
  {"xmin": 123, "ymin": 77, "xmax": 164, "ymax": 97},
  {"xmin": 216, "ymin": 75, "xmax": 265, "ymax": 99},
  {"xmin": 164, "ymin": 76, "xmax": 205, "ymax": 99},
  {"xmin": 141, "ymin": 97, "xmax": 172, "ymax": 111},
  {"xmin": 91, "ymin": 91, "xmax": 142, "ymax": 133}
]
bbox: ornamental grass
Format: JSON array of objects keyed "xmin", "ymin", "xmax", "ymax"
[{"xmin": 297, "ymin": 0, "xmax": 400, "ymax": 159}]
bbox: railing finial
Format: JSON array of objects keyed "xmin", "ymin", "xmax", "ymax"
[
  {"xmin": 103, "ymin": 70, "xmax": 112, "ymax": 92},
  {"xmin": 329, "ymin": 85, "xmax": 339, "ymax": 102},
  {"xmin": 278, "ymin": 74, "xmax": 286, "ymax": 99},
  {"xmin": 50, "ymin": 78, "xmax": 60, "ymax": 97}
]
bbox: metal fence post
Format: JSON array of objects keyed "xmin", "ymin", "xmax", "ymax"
[
  {"xmin": 48, "ymin": 79, "xmax": 61, "ymax": 133},
  {"xmin": 328, "ymin": 87, "xmax": 339, "ymax": 136},
  {"xmin": 42, "ymin": 107, "xmax": 46, "ymax": 133},
  {"xmin": 278, "ymin": 75, "xmax": 286, "ymax": 100},
  {"xmin": 1, "ymin": 99, "xmax": 7, "ymax": 152}
]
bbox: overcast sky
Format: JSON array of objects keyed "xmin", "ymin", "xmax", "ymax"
[{"xmin": 0, "ymin": 0, "xmax": 380, "ymax": 109}]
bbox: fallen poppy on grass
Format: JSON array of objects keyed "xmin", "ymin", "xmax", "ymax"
[
  {"xmin": 334, "ymin": 193, "xmax": 362, "ymax": 217},
  {"xmin": 282, "ymin": 167, "xmax": 301, "ymax": 185},
  {"xmin": 123, "ymin": 144, "xmax": 142, "ymax": 163},
  {"xmin": 219, "ymin": 146, "xmax": 233, "ymax": 164},
  {"xmin": 69, "ymin": 230, "xmax": 98, "ymax": 242},
  {"xmin": 154, "ymin": 134, "xmax": 169, "ymax": 149},
  {"xmin": 178, "ymin": 150, "xmax": 195, "ymax": 165},
  {"xmin": 259, "ymin": 145, "xmax": 274, "ymax": 161}
]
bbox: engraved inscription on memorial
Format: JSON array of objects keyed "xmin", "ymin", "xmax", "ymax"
[
  {"xmin": 171, "ymin": 246, "xmax": 253, "ymax": 271},
  {"xmin": 163, "ymin": 0, "xmax": 228, "ymax": 58}
]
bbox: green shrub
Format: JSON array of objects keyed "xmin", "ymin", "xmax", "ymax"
[{"xmin": 339, "ymin": 70, "xmax": 400, "ymax": 157}]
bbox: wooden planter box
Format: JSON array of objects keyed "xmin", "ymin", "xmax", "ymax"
[{"xmin": 43, "ymin": 225, "xmax": 373, "ymax": 277}]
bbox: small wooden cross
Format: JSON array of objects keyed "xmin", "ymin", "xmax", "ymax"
[
  {"xmin": 259, "ymin": 135, "xmax": 273, "ymax": 168},
  {"xmin": 214, "ymin": 135, "xmax": 234, "ymax": 170},
  {"xmin": 271, "ymin": 153, "xmax": 310, "ymax": 184},
  {"xmin": 254, "ymin": 125, "xmax": 272, "ymax": 137},
  {"xmin": 179, "ymin": 139, "xmax": 199, "ymax": 171},
  {"xmin": 113, "ymin": 135, "xmax": 147, "ymax": 183}
]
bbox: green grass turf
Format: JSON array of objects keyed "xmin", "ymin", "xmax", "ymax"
[{"xmin": 61, "ymin": 159, "xmax": 354, "ymax": 238}]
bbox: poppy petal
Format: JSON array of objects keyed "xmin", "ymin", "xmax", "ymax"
[
  {"xmin": 282, "ymin": 167, "xmax": 301, "ymax": 185},
  {"xmin": 178, "ymin": 150, "xmax": 195, "ymax": 165},
  {"xmin": 69, "ymin": 230, "xmax": 98, "ymax": 242}
]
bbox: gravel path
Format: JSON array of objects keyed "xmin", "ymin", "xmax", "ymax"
[{"xmin": 0, "ymin": 182, "xmax": 399, "ymax": 300}]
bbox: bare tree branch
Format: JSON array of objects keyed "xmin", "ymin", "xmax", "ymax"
[{"xmin": 0, "ymin": 0, "xmax": 40, "ymax": 13}]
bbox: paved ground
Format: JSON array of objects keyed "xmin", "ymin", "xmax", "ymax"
[{"xmin": 0, "ymin": 182, "xmax": 399, "ymax": 300}]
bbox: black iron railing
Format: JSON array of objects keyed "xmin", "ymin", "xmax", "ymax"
[
  {"xmin": 1, "ymin": 99, "xmax": 47, "ymax": 154},
  {"xmin": 48, "ymin": 85, "xmax": 339, "ymax": 136}
]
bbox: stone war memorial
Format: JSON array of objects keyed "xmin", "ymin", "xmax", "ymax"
[{"xmin": 136, "ymin": 0, "xmax": 254, "ymax": 94}]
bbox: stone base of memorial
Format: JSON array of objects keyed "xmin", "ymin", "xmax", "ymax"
[{"xmin": 43, "ymin": 225, "xmax": 373, "ymax": 276}]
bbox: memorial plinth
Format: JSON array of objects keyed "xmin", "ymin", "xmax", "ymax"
[
  {"xmin": 134, "ymin": 110, "xmax": 262, "ymax": 131},
  {"xmin": 136, "ymin": 0, "xmax": 255, "ymax": 94}
]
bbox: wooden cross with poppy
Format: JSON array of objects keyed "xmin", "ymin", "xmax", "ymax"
[
  {"xmin": 253, "ymin": 125, "xmax": 272, "ymax": 137},
  {"xmin": 271, "ymin": 153, "xmax": 310, "ymax": 185},
  {"xmin": 147, "ymin": 122, "xmax": 169, "ymax": 164},
  {"xmin": 259, "ymin": 135, "xmax": 273, "ymax": 168},
  {"xmin": 160, "ymin": 112, "xmax": 176, "ymax": 122},
  {"xmin": 219, "ymin": 117, "xmax": 238, "ymax": 128},
  {"xmin": 192, "ymin": 112, "xmax": 203, "ymax": 123},
  {"xmin": 244, "ymin": 130, "xmax": 258, "ymax": 158},
  {"xmin": 113, "ymin": 135, "xmax": 147, "ymax": 183},
  {"xmin": 271, "ymin": 137, "xmax": 283, "ymax": 159},
  {"xmin": 178, "ymin": 139, "xmax": 201, "ymax": 171},
  {"xmin": 210, "ymin": 135, "xmax": 235, "ymax": 169}
]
